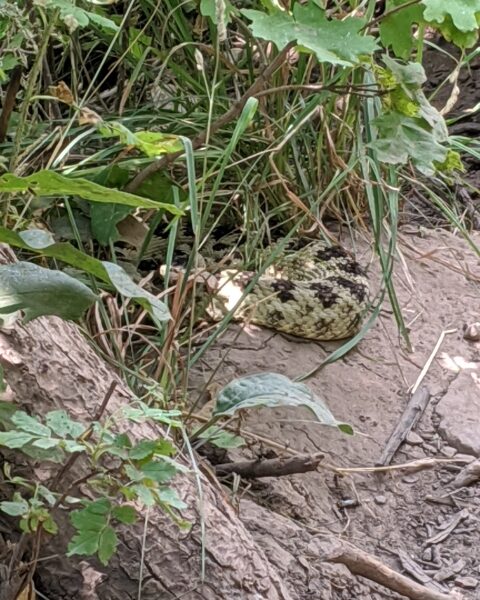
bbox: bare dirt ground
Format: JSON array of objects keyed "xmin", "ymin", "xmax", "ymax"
[{"xmin": 191, "ymin": 228, "xmax": 480, "ymax": 599}]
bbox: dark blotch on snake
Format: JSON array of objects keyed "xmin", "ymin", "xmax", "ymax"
[
  {"xmin": 330, "ymin": 277, "xmax": 368, "ymax": 303},
  {"xmin": 315, "ymin": 246, "xmax": 349, "ymax": 261},
  {"xmin": 271, "ymin": 280, "xmax": 296, "ymax": 302},
  {"xmin": 308, "ymin": 282, "xmax": 339, "ymax": 308}
]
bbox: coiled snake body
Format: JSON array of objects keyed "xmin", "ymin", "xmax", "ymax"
[{"xmin": 207, "ymin": 238, "xmax": 369, "ymax": 341}]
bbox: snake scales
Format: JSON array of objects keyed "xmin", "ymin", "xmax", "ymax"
[
  {"xmin": 126, "ymin": 231, "xmax": 369, "ymax": 341},
  {"xmin": 204, "ymin": 238, "xmax": 369, "ymax": 341}
]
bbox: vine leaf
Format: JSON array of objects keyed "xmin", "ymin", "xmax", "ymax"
[{"xmin": 242, "ymin": 2, "xmax": 377, "ymax": 66}]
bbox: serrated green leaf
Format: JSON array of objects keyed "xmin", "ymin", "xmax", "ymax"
[
  {"xmin": 0, "ymin": 171, "xmax": 182, "ymax": 213},
  {"xmin": 380, "ymin": 0, "xmax": 425, "ymax": 59},
  {"xmin": 67, "ymin": 528, "xmax": 100, "ymax": 556},
  {"xmin": 112, "ymin": 505, "xmax": 137, "ymax": 524},
  {"xmin": 70, "ymin": 499, "xmax": 111, "ymax": 531},
  {"xmin": 422, "ymin": 0, "xmax": 480, "ymax": 31},
  {"xmin": 45, "ymin": 410, "xmax": 86, "ymax": 438},
  {"xmin": 157, "ymin": 488, "xmax": 187, "ymax": 510},
  {"xmin": 0, "ymin": 430, "xmax": 35, "ymax": 448},
  {"xmin": 242, "ymin": 3, "xmax": 377, "ymax": 66},
  {"xmin": 128, "ymin": 440, "xmax": 159, "ymax": 460},
  {"xmin": 0, "ymin": 262, "xmax": 96, "ymax": 322},
  {"xmin": 131, "ymin": 484, "xmax": 155, "ymax": 506},
  {"xmin": 214, "ymin": 372, "xmax": 352, "ymax": 433},
  {"xmin": 139, "ymin": 459, "xmax": 179, "ymax": 483},
  {"xmin": 370, "ymin": 112, "xmax": 448, "ymax": 175},
  {"xmin": 98, "ymin": 526, "xmax": 117, "ymax": 565},
  {"xmin": 129, "ymin": 439, "xmax": 176, "ymax": 460}
]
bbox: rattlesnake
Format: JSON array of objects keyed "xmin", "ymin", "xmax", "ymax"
[{"xmin": 204, "ymin": 238, "xmax": 369, "ymax": 341}]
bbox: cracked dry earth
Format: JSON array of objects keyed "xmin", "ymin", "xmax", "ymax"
[{"xmin": 191, "ymin": 228, "xmax": 480, "ymax": 599}]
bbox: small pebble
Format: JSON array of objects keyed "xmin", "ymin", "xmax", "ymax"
[
  {"xmin": 463, "ymin": 322, "xmax": 480, "ymax": 342},
  {"xmin": 440, "ymin": 446, "xmax": 457, "ymax": 458},
  {"xmin": 402, "ymin": 475, "xmax": 418, "ymax": 484},
  {"xmin": 423, "ymin": 443, "xmax": 438, "ymax": 455},
  {"xmin": 455, "ymin": 576, "xmax": 478, "ymax": 590},
  {"xmin": 374, "ymin": 495, "xmax": 387, "ymax": 505},
  {"xmin": 422, "ymin": 548, "xmax": 433, "ymax": 561},
  {"xmin": 406, "ymin": 432, "xmax": 423, "ymax": 445}
]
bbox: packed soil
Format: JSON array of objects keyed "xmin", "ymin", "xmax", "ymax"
[{"xmin": 190, "ymin": 227, "xmax": 480, "ymax": 599}]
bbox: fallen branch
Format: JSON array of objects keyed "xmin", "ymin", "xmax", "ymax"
[
  {"xmin": 378, "ymin": 386, "xmax": 431, "ymax": 466},
  {"xmin": 452, "ymin": 459, "xmax": 480, "ymax": 488},
  {"xmin": 215, "ymin": 454, "xmax": 324, "ymax": 478},
  {"xmin": 329, "ymin": 540, "xmax": 463, "ymax": 600}
]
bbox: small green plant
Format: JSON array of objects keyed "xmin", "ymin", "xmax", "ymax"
[{"xmin": 0, "ymin": 399, "xmax": 187, "ymax": 565}]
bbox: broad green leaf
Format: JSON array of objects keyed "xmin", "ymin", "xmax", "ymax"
[
  {"xmin": 90, "ymin": 165, "xmax": 133, "ymax": 246},
  {"xmin": 63, "ymin": 440, "xmax": 86, "ymax": 453},
  {"xmin": 12, "ymin": 411, "xmax": 51, "ymax": 436},
  {"xmin": 0, "ymin": 171, "xmax": 183, "ymax": 213},
  {"xmin": 370, "ymin": 112, "xmax": 448, "ymax": 175},
  {"xmin": 214, "ymin": 373, "xmax": 352, "ymax": 434},
  {"xmin": 380, "ymin": 0, "xmax": 425, "ymax": 59},
  {"xmin": 102, "ymin": 262, "xmax": 170, "ymax": 323},
  {"xmin": 134, "ymin": 131, "xmax": 184, "ymax": 157},
  {"xmin": 422, "ymin": 0, "xmax": 480, "ymax": 47},
  {"xmin": 91, "ymin": 203, "xmax": 132, "ymax": 246},
  {"xmin": 0, "ymin": 229, "xmax": 170, "ymax": 323},
  {"xmin": 98, "ymin": 526, "xmax": 117, "ymax": 565},
  {"xmin": 0, "ymin": 498, "xmax": 29, "ymax": 516},
  {"xmin": 42, "ymin": 514, "xmax": 59, "ymax": 535},
  {"xmin": 0, "ymin": 400, "xmax": 17, "ymax": 425},
  {"xmin": 0, "ymin": 262, "xmax": 96, "ymax": 322},
  {"xmin": 32, "ymin": 438, "xmax": 60, "ymax": 449},
  {"xmin": 0, "ymin": 431, "xmax": 35, "ymax": 448},
  {"xmin": 196, "ymin": 426, "xmax": 245, "ymax": 449},
  {"xmin": 99, "ymin": 122, "xmax": 183, "ymax": 157},
  {"xmin": 112, "ymin": 505, "xmax": 137, "ymax": 525},
  {"xmin": 431, "ymin": 14, "xmax": 479, "ymax": 48},
  {"xmin": 0, "ymin": 226, "xmax": 111, "ymax": 282},
  {"xmin": 422, "ymin": 0, "xmax": 480, "ymax": 31},
  {"xmin": 20, "ymin": 229, "xmax": 56, "ymax": 249},
  {"xmin": 87, "ymin": 11, "xmax": 119, "ymax": 31},
  {"xmin": 242, "ymin": 3, "xmax": 377, "ymax": 66},
  {"xmin": 46, "ymin": 410, "xmax": 86, "ymax": 438}
]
